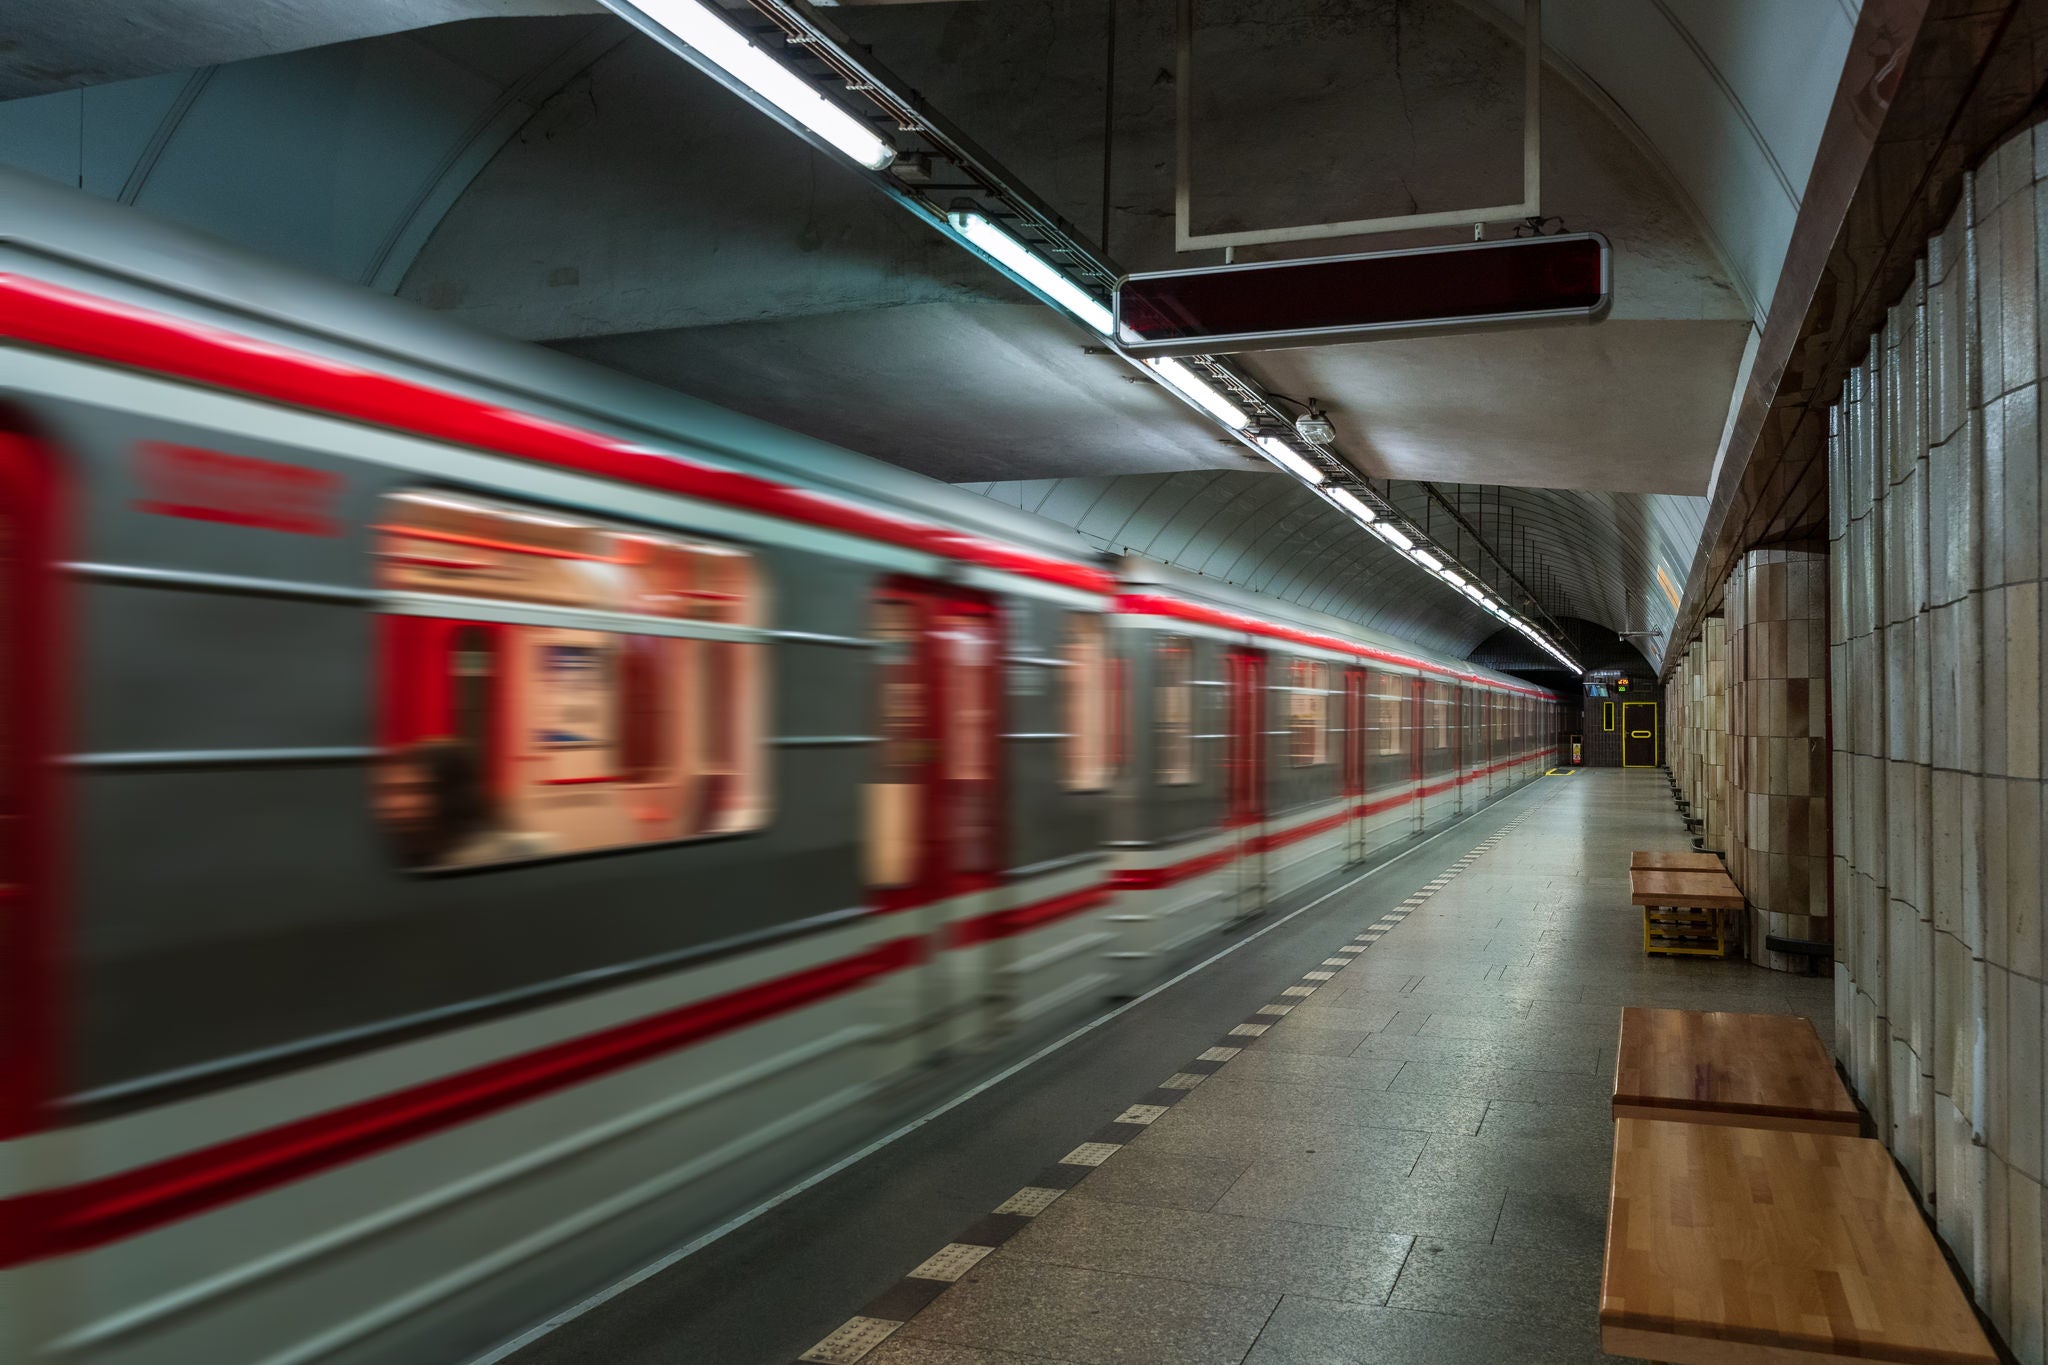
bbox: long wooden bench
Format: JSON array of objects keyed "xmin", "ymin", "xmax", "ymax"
[
  {"xmin": 1612, "ymin": 1007, "xmax": 1858, "ymax": 1137},
  {"xmin": 1632, "ymin": 867, "xmax": 1744, "ymax": 956},
  {"xmin": 1602, "ymin": 1117, "xmax": 1997, "ymax": 1364}
]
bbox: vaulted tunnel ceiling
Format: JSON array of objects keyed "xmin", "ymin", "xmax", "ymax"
[
  {"xmin": 0, "ymin": 0, "xmax": 1863, "ymax": 660},
  {"xmin": 964, "ymin": 472, "xmax": 1697, "ymax": 665}
]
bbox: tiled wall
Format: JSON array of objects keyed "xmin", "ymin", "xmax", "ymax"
[
  {"xmin": 1664, "ymin": 617, "xmax": 1730, "ymax": 853},
  {"xmin": 1831, "ymin": 122, "xmax": 2048, "ymax": 1361},
  {"xmin": 1578, "ymin": 674, "xmax": 1660, "ymax": 766},
  {"xmin": 1727, "ymin": 547, "xmax": 1831, "ymax": 970}
]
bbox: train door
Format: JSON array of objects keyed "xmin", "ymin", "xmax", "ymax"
[
  {"xmin": 1342, "ymin": 667, "xmax": 1366, "ymax": 864},
  {"xmin": 1622, "ymin": 700, "xmax": 1659, "ymax": 768},
  {"xmin": 1225, "ymin": 648, "xmax": 1266, "ymax": 921},
  {"xmin": 0, "ymin": 429, "xmax": 56, "ymax": 1143},
  {"xmin": 1489, "ymin": 694, "xmax": 1503, "ymax": 798},
  {"xmin": 866, "ymin": 581, "xmax": 1002, "ymax": 1058},
  {"xmin": 1449, "ymin": 679, "xmax": 1466, "ymax": 806},
  {"xmin": 1408, "ymin": 676, "xmax": 1426, "ymax": 833}
]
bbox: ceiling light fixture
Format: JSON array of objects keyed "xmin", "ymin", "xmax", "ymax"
[
  {"xmin": 1144, "ymin": 358, "xmax": 1250, "ymax": 429},
  {"xmin": 1326, "ymin": 487, "xmax": 1376, "ymax": 523},
  {"xmin": 1295, "ymin": 399, "xmax": 1336, "ymax": 445},
  {"xmin": 1411, "ymin": 549, "xmax": 1443, "ymax": 573},
  {"xmin": 1375, "ymin": 524, "xmax": 1414, "ymax": 553},
  {"xmin": 609, "ymin": 0, "xmax": 897, "ymax": 170},
  {"xmin": 1255, "ymin": 436, "xmax": 1326, "ymax": 485},
  {"xmin": 949, "ymin": 210, "xmax": 1113, "ymax": 335}
]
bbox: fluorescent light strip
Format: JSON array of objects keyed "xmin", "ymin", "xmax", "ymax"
[
  {"xmin": 1374, "ymin": 524, "xmax": 1413, "ymax": 552},
  {"xmin": 622, "ymin": 0, "xmax": 897, "ymax": 169},
  {"xmin": 1255, "ymin": 436, "xmax": 1326, "ymax": 485},
  {"xmin": 1326, "ymin": 487, "xmax": 1376, "ymax": 522},
  {"xmin": 1411, "ymin": 549, "xmax": 1443, "ymax": 572},
  {"xmin": 950, "ymin": 211, "xmax": 1112, "ymax": 335},
  {"xmin": 1144, "ymin": 358, "xmax": 1250, "ymax": 428}
]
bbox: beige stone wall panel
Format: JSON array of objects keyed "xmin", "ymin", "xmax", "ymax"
[{"xmin": 1827, "ymin": 133, "xmax": 2048, "ymax": 1356}]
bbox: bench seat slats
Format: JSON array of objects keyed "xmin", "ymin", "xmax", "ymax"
[
  {"xmin": 1602, "ymin": 1118, "xmax": 1996, "ymax": 1365},
  {"xmin": 1612, "ymin": 1007, "xmax": 1859, "ymax": 1135}
]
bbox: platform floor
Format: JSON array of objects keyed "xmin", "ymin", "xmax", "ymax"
[{"xmin": 503, "ymin": 770, "xmax": 1832, "ymax": 1365}]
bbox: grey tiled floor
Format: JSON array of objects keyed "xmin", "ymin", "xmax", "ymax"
[{"xmin": 878, "ymin": 771, "xmax": 1833, "ymax": 1365}]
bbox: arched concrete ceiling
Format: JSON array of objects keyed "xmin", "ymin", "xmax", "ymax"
[
  {"xmin": 1468, "ymin": 0, "xmax": 1861, "ymax": 325},
  {"xmin": 0, "ymin": 0, "xmax": 602, "ymax": 98},
  {"xmin": 410, "ymin": 0, "xmax": 1756, "ymax": 494},
  {"xmin": 0, "ymin": 0, "xmax": 1857, "ymax": 661}
]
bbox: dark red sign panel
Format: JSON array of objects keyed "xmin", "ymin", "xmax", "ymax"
[
  {"xmin": 136, "ymin": 442, "xmax": 341, "ymax": 535},
  {"xmin": 1114, "ymin": 233, "xmax": 1609, "ymax": 356}
]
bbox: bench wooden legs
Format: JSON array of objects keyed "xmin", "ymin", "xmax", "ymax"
[{"xmin": 1642, "ymin": 904, "xmax": 1726, "ymax": 956}]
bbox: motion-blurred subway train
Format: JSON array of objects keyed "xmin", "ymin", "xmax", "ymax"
[{"xmin": 0, "ymin": 171, "xmax": 1558, "ymax": 1364}]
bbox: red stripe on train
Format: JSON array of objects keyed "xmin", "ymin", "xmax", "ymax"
[
  {"xmin": 0, "ymin": 276, "xmax": 1115, "ymax": 597},
  {"xmin": 0, "ymin": 757, "xmax": 1558, "ymax": 1263},
  {"xmin": 0, "ymin": 937, "xmax": 920, "ymax": 1269},
  {"xmin": 952, "ymin": 885, "xmax": 1114, "ymax": 945},
  {"xmin": 1111, "ymin": 845, "xmax": 1238, "ymax": 891},
  {"xmin": 1114, "ymin": 592, "xmax": 1555, "ymax": 700}
]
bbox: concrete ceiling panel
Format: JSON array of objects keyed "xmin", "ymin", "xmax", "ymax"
[
  {"xmin": 0, "ymin": 0, "xmax": 602, "ymax": 98},
  {"xmin": 1243, "ymin": 318, "xmax": 1754, "ymax": 495},
  {"xmin": 0, "ymin": 16, "xmax": 619, "ymax": 286},
  {"xmin": 550, "ymin": 301, "xmax": 1247, "ymax": 482},
  {"xmin": 1471, "ymin": 0, "xmax": 1857, "ymax": 321}
]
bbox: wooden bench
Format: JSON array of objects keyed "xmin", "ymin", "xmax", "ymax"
[
  {"xmin": 1631, "ymin": 849, "xmax": 1725, "ymax": 873},
  {"xmin": 1602, "ymin": 1117, "xmax": 1997, "ymax": 1364},
  {"xmin": 1632, "ymin": 867, "xmax": 1744, "ymax": 957},
  {"xmin": 1612, "ymin": 1007, "xmax": 1858, "ymax": 1137}
]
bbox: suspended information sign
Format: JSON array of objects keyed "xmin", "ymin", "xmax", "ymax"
[{"xmin": 1114, "ymin": 233, "xmax": 1610, "ymax": 357}]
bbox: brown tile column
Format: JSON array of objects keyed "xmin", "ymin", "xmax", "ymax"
[
  {"xmin": 1726, "ymin": 548, "xmax": 1831, "ymax": 970},
  {"xmin": 1701, "ymin": 614, "xmax": 1730, "ymax": 853}
]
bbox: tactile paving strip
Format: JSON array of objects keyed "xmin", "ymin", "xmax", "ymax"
[{"xmin": 789, "ymin": 785, "xmax": 1558, "ymax": 1363}]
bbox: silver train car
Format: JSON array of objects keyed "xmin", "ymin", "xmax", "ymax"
[{"xmin": 0, "ymin": 171, "xmax": 1558, "ymax": 1365}]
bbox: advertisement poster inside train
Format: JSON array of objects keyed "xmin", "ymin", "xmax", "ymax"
[{"xmin": 533, "ymin": 636, "xmax": 615, "ymax": 762}]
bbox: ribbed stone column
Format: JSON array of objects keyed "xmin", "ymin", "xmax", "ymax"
[
  {"xmin": 1726, "ymin": 547, "xmax": 1830, "ymax": 971},
  {"xmin": 1700, "ymin": 614, "xmax": 1730, "ymax": 852},
  {"xmin": 1666, "ymin": 647, "xmax": 1690, "ymax": 801}
]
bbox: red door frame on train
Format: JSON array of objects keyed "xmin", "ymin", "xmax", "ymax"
[
  {"xmin": 1408, "ymin": 675, "xmax": 1426, "ymax": 833},
  {"xmin": 0, "ymin": 427, "xmax": 61, "ymax": 1139},
  {"xmin": 1225, "ymin": 647, "xmax": 1266, "ymax": 920},
  {"xmin": 866, "ymin": 579, "xmax": 1004, "ymax": 1051},
  {"xmin": 1342, "ymin": 666, "xmax": 1367, "ymax": 864},
  {"xmin": 868, "ymin": 579, "xmax": 1004, "ymax": 912}
]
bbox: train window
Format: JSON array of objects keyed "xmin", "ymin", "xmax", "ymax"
[
  {"xmin": 1374, "ymin": 679, "xmax": 1404, "ymax": 754},
  {"xmin": 1288, "ymin": 659, "xmax": 1330, "ymax": 766},
  {"xmin": 865, "ymin": 598, "xmax": 921, "ymax": 888},
  {"xmin": 1062, "ymin": 613, "xmax": 1111, "ymax": 791},
  {"xmin": 375, "ymin": 490, "xmax": 768, "ymax": 870},
  {"xmin": 1156, "ymin": 635, "xmax": 1196, "ymax": 785}
]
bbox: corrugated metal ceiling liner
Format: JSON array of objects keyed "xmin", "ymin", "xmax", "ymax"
[
  {"xmin": 965, "ymin": 473, "xmax": 1705, "ymax": 663},
  {"xmin": 962, "ymin": 471, "xmax": 1497, "ymax": 658}
]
